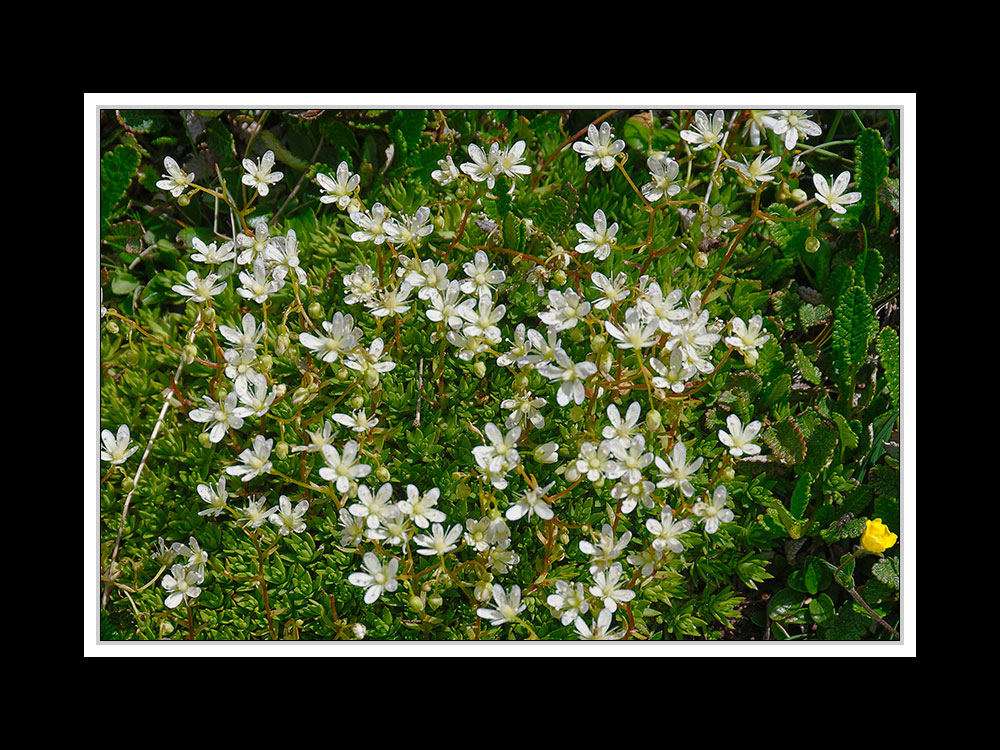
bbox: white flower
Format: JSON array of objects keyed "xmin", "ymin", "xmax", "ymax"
[
  {"xmin": 627, "ymin": 545, "xmax": 663, "ymax": 577},
  {"xmin": 348, "ymin": 552, "xmax": 399, "ymax": 604},
  {"xmin": 743, "ymin": 110, "xmax": 778, "ymax": 147},
  {"xmin": 538, "ymin": 349, "xmax": 597, "ymax": 406},
  {"xmin": 349, "ymin": 482, "xmax": 396, "ymax": 530},
  {"xmin": 574, "ymin": 209, "xmax": 618, "ymax": 261},
  {"xmin": 190, "ymin": 237, "xmax": 236, "ymax": 265},
  {"xmin": 725, "ymin": 152, "xmax": 782, "ymax": 185},
  {"xmin": 406, "ymin": 259, "xmax": 450, "ymax": 301},
  {"xmin": 768, "ymin": 110, "xmax": 822, "ymax": 150},
  {"xmin": 241, "ymin": 149, "xmax": 283, "ymax": 197},
  {"xmin": 501, "ymin": 392, "xmax": 546, "ymax": 430},
  {"xmin": 637, "ymin": 282, "xmax": 688, "ymax": 333},
  {"xmin": 101, "ymin": 424, "xmax": 138, "ymax": 465},
  {"xmin": 319, "ymin": 440, "xmax": 373, "ymax": 493},
  {"xmin": 219, "ymin": 312, "xmax": 266, "ymax": 351},
  {"xmin": 384, "ymin": 206, "xmax": 434, "ymax": 247},
  {"xmin": 477, "ymin": 584, "xmax": 526, "ymax": 626},
  {"xmin": 692, "ymin": 485, "xmax": 734, "ymax": 534},
  {"xmin": 265, "ymin": 229, "xmax": 306, "ymax": 285},
  {"xmin": 343, "ymin": 264, "xmax": 380, "ymax": 306},
  {"xmin": 172, "ymin": 269, "xmax": 226, "ymax": 303},
  {"xmin": 153, "ymin": 537, "xmax": 180, "ymax": 567},
  {"xmin": 431, "ymin": 155, "xmax": 461, "ymax": 185},
  {"xmin": 813, "ymin": 171, "xmax": 862, "ymax": 214},
  {"xmin": 506, "ymin": 480, "xmax": 555, "ymax": 521},
  {"xmin": 236, "ymin": 379, "xmax": 276, "ymax": 418},
  {"xmin": 602, "ymin": 402, "xmax": 642, "ymax": 443},
  {"xmin": 573, "ymin": 122, "xmax": 625, "ymax": 172},
  {"xmin": 239, "ymin": 496, "xmax": 278, "ymax": 529},
  {"xmin": 590, "ymin": 271, "xmax": 631, "ymax": 310},
  {"xmin": 350, "ymin": 202, "xmax": 390, "ymax": 245},
  {"xmin": 157, "ymin": 156, "xmax": 196, "ymax": 197},
  {"xmin": 575, "ymin": 441, "xmax": 614, "ymax": 482},
  {"xmin": 196, "ymin": 475, "xmax": 229, "ymax": 517},
  {"xmin": 645, "ymin": 506, "xmax": 693, "ymax": 553},
  {"xmin": 718, "ymin": 414, "xmax": 763, "ymax": 457},
  {"xmin": 474, "ymin": 452, "xmax": 510, "ymax": 490},
  {"xmin": 458, "ymin": 287, "xmax": 506, "ymax": 343},
  {"xmin": 680, "ymin": 109, "xmax": 727, "ymax": 151},
  {"xmin": 338, "ymin": 507, "xmax": 365, "ymax": 547},
  {"xmin": 460, "ymin": 142, "xmax": 501, "ymax": 188},
  {"xmin": 331, "ymin": 409, "xmax": 379, "ymax": 434},
  {"xmin": 539, "ymin": 289, "xmax": 591, "ymax": 332},
  {"xmin": 298, "ymin": 312, "xmax": 359, "ymax": 363},
  {"xmin": 235, "ymin": 219, "xmax": 276, "ymax": 266},
  {"xmin": 606, "ymin": 435, "xmax": 654, "ymax": 486},
  {"xmin": 700, "ymin": 203, "xmax": 735, "ymax": 239},
  {"xmin": 293, "ymin": 420, "xmax": 336, "ymax": 454},
  {"xmin": 397, "ymin": 485, "xmax": 446, "ymax": 529},
  {"xmin": 532, "ymin": 442, "xmax": 560, "ymax": 464},
  {"xmin": 547, "ymin": 581, "xmax": 590, "ymax": 625},
  {"xmin": 223, "ymin": 347, "xmax": 266, "ymax": 392},
  {"xmin": 238, "ymin": 260, "xmax": 284, "ymax": 304},
  {"xmin": 270, "ymin": 496, "xmax": 309, "ymax": 536},
  {"xmin": 725, "ymin": 315, "xmax": 770, "ymax": 365},
  {"xmin": 641, "ymin": 154, "xmax": 682, "ymax": 202},
  {"xmin": 473, "ymin": 422, "xmax": 522, "ymax": 470},
  {"xmin": 579, "ymin": 523, "xmax": 631, "ymax": 573},
  {"xmin": 575, "ymin": 608, "xmax": 623, "ymax": 640},
  {"xmin": 370, "ymin": 281, "xmax": 414, "ymax": 318},
  {"xmin": 649, "ymin": 348, "xmax": 697, "ymax": 393},
  {"xmin": 590, "ymin": 562, "xmax": 635, "ymax": 612},
  {"xmin": 605, "ymin": 307, "xmax": 660, "ymax": 350},
  {"xmin": 161, "ymin": 563, "xmax": 203, "ymax": 609},
  {"xmin": 461, "ymin": 250, "xmax": 506, "ymax": 296},
  {"xmin": 414, "ymin": 522, "xmax": 463, "ymax": 556},
  {"xmin": 317, "ymin": 161, "xmax": 360, "ymax": 209},
  {"xmin": 611, "ymin": 478, "xmax": 655, "ymax": 515},
  {"xmin": 654, "ymin": 441, "xmax": 704, "ymax": 498},
  {"xmin": 189, "ymin": 392, "xmax": 253, "ymax": 443},
  {"xmin": 496, "ymin": 140, "xmax": 531, "ymax": 181},
  {"xmin": 226, "ymin": 434, "xmax": 274, "ymax": 482},
  {"xmin": 345, "ymin": 337, "xmax": 396, "ymax": 388},
  {"xmin": 426, "ymin": 280, "xmax": 467, "ymax": 329}
]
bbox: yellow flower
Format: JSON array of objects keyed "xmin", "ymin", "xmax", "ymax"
[{"xmin": 861, "ymin": 518, "xmax": 898, "ymax": 555}]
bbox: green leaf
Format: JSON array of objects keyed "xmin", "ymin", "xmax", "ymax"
[
  {"xmin": 767, "ymin": 588, "xmax": 806, "ymax": 622},
  {"xmin": 855, "ymin": 128, "xmax": 889, "ymax": 211},
  {"xmin": 762, "ymin": 417, "xmax": 806, "ymax": 465},
  {"xmin": 258, "ymin": 130, "xmax": 310, "ymax": 172},
  {"xmin": 871, "ymin": 556, "xmax": 900, "ymax": 589},
  {"xmin": 793, "ymin": 345, "xmax": 824, "ymax": 385},
  {"xmin": 204, "ymin": 118, "xmax": 237, "ymax": 169},
  {"xmin": 111, "ymin": 270, "xmax": 140, "ymax": 295},
  {"xmin": 832, "ymin": 285, "xmax": 877, "ymax": 381},
  {"xmin": 855, "ymin": 246, "xmax": 884, "ymax": 294},
  {"xmin": 101, "ymin": 144, "xmax": 141, "ymax": 227},
  {"xmin": 117, "ymin": 109, "xmax": 170, "ymax": 134},
  {"xmin": 876, "ymin": 327, "xmax": 900, "ymax": 411},
  {"xmin": 799, "ymin": 303, "xmax": 831, "ymax": 329},
  {"xmin": 789, "ymin": 472, "xmax": 813, "ymax": 519},
  {"xmin": 832, "ymin": 412, "xmax": 860, "ymax": 451},
  {"xmin": 808, "ymin": 593, "xmax": 836, "ymax": 626},
  {"xmin": 503, "ymin": 214, "xmax": 526, "ymax": 254},
  {"xmin": 802, "ymin": 421, "xmax": 838, "ymax": 475}
]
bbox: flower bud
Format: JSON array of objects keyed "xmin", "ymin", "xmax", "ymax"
[
  {"xmin": 347, "ymin": 197, "xmax": 363, "ymax": 214},
  {"xmin": 722, "ymin": 466, "xmax": 735, "ymax": 482},
  {"xmin": 352, "ymin": 623, "xmax": 367, "ymax": 640},
  {"xmin": 177, "ymin": 193, "xmax": 191, "ymax": 207},
  {"xmin": 455, "ymin": 482, "xmax": 470, "ymax": 499},
  {"xmin": 472, "ymin": 361, "xmax": 487, "ymax": 379},
  {"xmin": 308, "ymin": 302, "xmax": 323, "ymax": 319},
  {"xmin": 106, "ymin": 320, "xmax": 119, "ymax": 335},
  {"xmin": 273, "ymin": 383, "xmax": 287, "ymax": 399},
  {"xmin": 198, "ymin": 432, "xmax": 213, "ymax": 449},
  {"xmin": 514, "ymin": 373, "xmax": 529, "ymax": 391},
  {"xmin": 569, "ymin": 405, "xmax": 585, "ymax": 422},
  {"xmin": 121, "ymin": 476, "xmax": 135, "ymax": 492},
  {"xmin": 275, "ymin": 442, "xmax": 290, "ymax": 460},
  {"xmin": 646, "ymin": 409, "xmax": 662, "ymax": 432},
  {"xmin": 275, "ymin": 334, "xmax": 290, "ymax": 356},
  {"xmin": 805, "ymin": 236, "xmax": 820, "ymax": 254},
  {"xmin": 427, "ymin": 593, "xmax": 443, "ymax": 610},
  {"xmin": 591, "ymin": 333, "xmax": 607, "ymax": 353},
  {"xmin": 790, "ymin": 188, "xmax": 808, "ymax": 203},
  {"xmin": 553, "ymin": 269, "xmax": 567, "ymax": 286},
  {"xmin": 376, "ymin": 466, "xmax": 391, "ymax": 482},
  {"xmin": 336, "ymin": 367, "xmax": 350, "ymax": 381},
  {"xmin": 259, "ymin": 354, "xmax": 273, "ymax": 372},
  {"xmin": 695, "ymin": 251, "xmax": 709, "ymax": 268},
  {"xmin": 350, "ymin": 394, "xmax": 364, "ymax": 410},
  {"xmin": 291, "ymin": 387, "xmax": 311, "ymax": 406},
  {"xmin": 409, "ymin": 595, "xmax": 425, "ymax": 612},
  {"xmin": 182, "ymin": 343, "xmax": 197, "ymax": 365}
]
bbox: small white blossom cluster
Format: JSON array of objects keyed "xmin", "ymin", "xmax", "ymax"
[{"xmin": 159, "ymin": 536, "xmax": 209, "ymax": 609}]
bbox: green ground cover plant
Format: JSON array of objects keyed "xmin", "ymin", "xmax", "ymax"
[{"xmin": 96, "ymin": 106, "xmax": 903, "ymax": 644}]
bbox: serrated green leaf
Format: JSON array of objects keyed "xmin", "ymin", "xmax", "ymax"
[
  {"xmin": 832, "ymin": 286, "xmax": 877, "ymax": 380},
  {"xmin": 762, "ymin": 373, "xmax": 791, "ymax": 411},
  {"xmin": 503, "ymin": 214, "xmax": 526, "ymax": 254},
  {"xmin": 101, "ymin": 144, "xmax": 141, "ymax": 227},
  {"xmin": 789, "ymin": 472, "xmax": 813, "ymax": 519},
  {"xmin": 876, "ymin": 327, "xmax": 900, "ymax": 411},
  {"xmin": 763, "ymin": 417, "xmax": 806, "ymax": 464},
  {"xmin": 871, "ymin": 556, "xmax": 900, "ymax": 589},
  {"xmin": 855, "ymin": 128, "xmax": 889, "ymax": 211},
  {"xmin": 832, "ymin": 412, "xmax": 860, "ymax": 451},
  {"xmin": 793, "ymin": 345, "xmax": 824, "ymax": 385},
  {"xmin": 799, "ymin": 303, "xmax": 832, "ymax": 329},
  {"xmin": 855, "ymin": 247, "xmax": 884, "ymax": 294},
  {"xmin": 117, "ymin": 109, "xmax": 170, "ymax": 134},
  {"xmin": 204, "ymin": 118, "xmax": 237, "ymax": 169},
  {"xmin": 803, "ymin": 421, "xmax": 838, "ymax": 475}
]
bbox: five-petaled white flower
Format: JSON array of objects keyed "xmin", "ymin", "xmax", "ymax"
[
  {"xmin": 718, "ymin": 414, "xmax": 763, "ymax": 457},
  {"xmin": 299, "ymin": 312, "xmax": 359, "ymax": 363},
  {"xmin": 575, "ymin": 607, "xmax": 623, "ymax": 640},
  {"xmin": 172, "ymin": 269, "xmax": 226, "ymax": 303},
  {"xmin": 414, "ymin": 522, "xmax": 463, "ymax": 556},
  {"xmin": 725, "ymin": 315, "xmax": 770, "ymax": 365},
  {"xmin": 590, "ymin": 562, "xmax": 635, "ymax": 613},
  {"xmin": 157, "ymin": 156, "xmax": 195, "ymax": 197},
  {"xmin": 642, "ymin": 154, "xmax": 682, "ymax": 202},
  {"xmin": 477, "ymin": 584, "xmax": 526, "ymax": 626},
  {"xmin": 547, "ymin": 580, "xmax": 590, "ymax": 625},
  {"xmin": 241, "ymin": 149, "xmax": 284, "ymax": 197},
  {"xmin": 538, "ymin": 349, "xmax": 597, "ymax": 406},
  {"xmin": 506, "ymin": 480, "xmax": 555, "ymax": 522},
  {"xmin": 350, "ymin": 202, "xmax": 390, "ymax": 245},
  {"xmin": 190, "ymin": 237, "xmax": 236, "ymax": 265},
  {"xmin": 317, "ymin": 161, "xmax": 360, "ymax": 209},
  {"xmin": 575, "ymin": 209, "xmax": 619, "ymax": 261},
  {"xmin": 700, "ymin": 203, "xmax": 735, "ymax": 239},
  {"xmin": 693, "ymin": 485, "xmax": 734, "ymax": 534},
  {"xmin": 496, "ymin": 140, "xmax": 531, "ymax": 181},
  {"xmin": 461, "ymin": 250, "xmax": 506, "ymax": 296},
  {"xmin": 573, "ymin": 121, "xmax": 625, "ymax": 172},
  {"xmin": 431, "ymin": 155, "xmax": 461, "ymax": 185},
  {"xmin": 161, "ymin": 563, "xmax": 203, "ymax": 609},
  {"xmin": 813, "ymin": 171, "xmax": 862, "ymax": 214},
  {"xmin": 226, "ymin": 434, "xmax": 274, "ymax": 482},
  {"xmin": 681, "ymin": 109, "xmax": 727, "ymax": 151},
  {"xmin": 384, "ymin": 206, "xmax": 434, "ymax": 247},
  {"xmin": 239, "ymin": 496, "xmax": 278, "ymax": 529},
  {"xmin": 270, "ymin": 495, "xmax": 309, "ymax": 536},
  {"xmin": 397, "ymin": 485, "xmax": 447, "ymax": 529},
  {"xmin": 654, "ymin": 441, "xmax": 704, "ymax": 498},
  {"xmin": 725, "ymin": 152, "xmax": 782, "ymax": 185},
  {"xmin": 460, "ymin": 142, "xmax": 501, "ymax": 188},
  {"xmin": 348, "ymin": 552, "xmax": 399, "ymax": 604},
  {"xmin": 768, "ymin": 110, "xmax": 822, "ymax": 150},
  {"xmin": 319, "ymin": 440, "xmax": 373, "ymax": 493},
  {"xmin": 579, "ymin": 523, "xmax": 631, "ymax": 573},
  {"xmin": 101, "ymin": 424, "xmax": 139, "ymax": 465},
  {"xmin": 189, "ymin": 391, "xmax": 253, "ymax": 444},
  {"xmin": 645, "ymin": 506, "xmax": 693, "ymax": 553},
  {"xmin": 591, "ymin": 271, "xmax": 631, "ymax": 310},
  {"xmin": 196, "ymin": 475, "xmax": 229, "ymax": 517}
]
